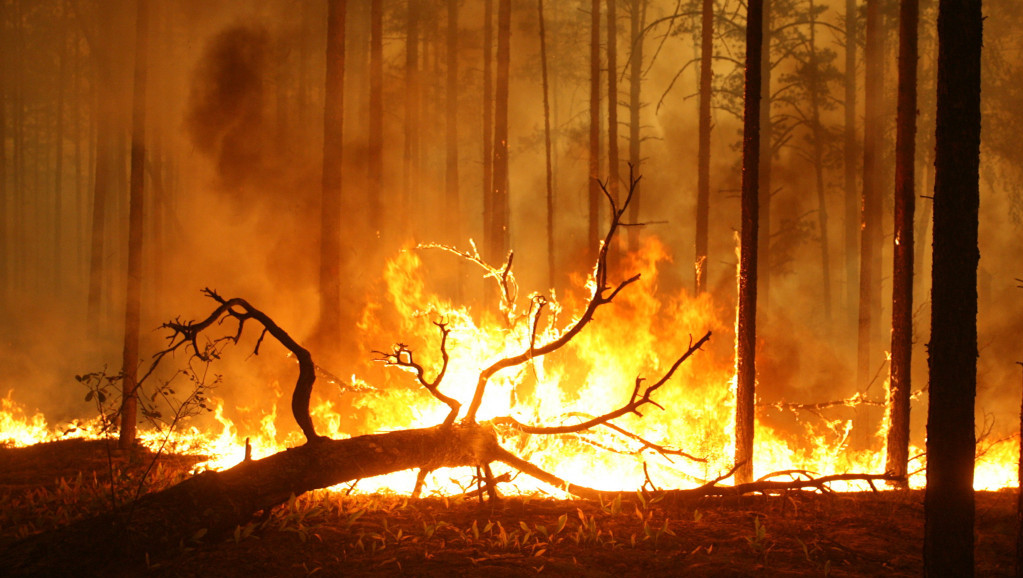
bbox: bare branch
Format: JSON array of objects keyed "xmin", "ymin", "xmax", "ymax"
[
  {"xmin": 374, "ymin": 321, "xmax": 461, "ymax": 425},
  {"xmin": 489, "ymin": 331, "xmax": 712, "ymax": 435},
  {"xmin": 463, "ymin": 171, "xmax": 647, "ymax": 423}
]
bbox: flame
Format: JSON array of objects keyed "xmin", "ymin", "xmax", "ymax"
[{"xmin": 2, "ymin": 238, "xmax": 1020, "ymax": 495}]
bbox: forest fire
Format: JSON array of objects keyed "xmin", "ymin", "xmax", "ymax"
[{"xmin": 2, "ymin": 232, "xmax": 1018, "ymax": 495}]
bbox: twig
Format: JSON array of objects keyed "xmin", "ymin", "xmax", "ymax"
[{"xmin": 374, "ymin": 321, "xmax": 461, "ymax": 425}]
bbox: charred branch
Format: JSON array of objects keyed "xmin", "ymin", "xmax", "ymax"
[
  {"xmin": 150, "ymin": 288, "xmax": 324, "ymax": 443},
  {"xmin": 374, "ymin": 320, "xmax": 461, "ymax": 425}
]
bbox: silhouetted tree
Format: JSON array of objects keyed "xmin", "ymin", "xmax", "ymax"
[
  {"xmin": 489, "ymin": 0, "xmax": 511, "ymax": 264},
  {"xmin": 119, "ymin": 0, "xmax": 149, "ymax": 449},
  {"xmin": 694, "ymin": 0, "xmax": 712, "ymax": 293},
  {"xmin": 924, "ymin": 0, "xmax": 982, "ymax": 573},
  {"xmin": 588, "ymin": 0, "xmax": 602, "ymax": 262},
  {"xmin": 735, "ymin": 0, "xmax": 763, "ymax": 486},
  {"xmin": 317, "ymin": 0, "xmax": 347, "ymax": 354},
  {"xmin": 885, "ymin": 0, "xmax": 918, "ymax": 485}
]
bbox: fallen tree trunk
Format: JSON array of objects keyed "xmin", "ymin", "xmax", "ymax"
[{"xmin": 0, "ymin": 423, "xmax": 503, "ymax": 577}]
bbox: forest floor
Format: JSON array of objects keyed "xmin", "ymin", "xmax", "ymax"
[{"xmin": 0, "ymin": 439, "xmax": 1016, "ymax": 577}]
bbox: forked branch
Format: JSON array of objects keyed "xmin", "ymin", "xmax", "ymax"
[
  {"xmin": 152, "ymin": 288, "xmax": 325, "ymax": 443},
  {"xmin": 374, "ymin": 321, "xmax": 462, "ymax": 425},
  {"xmin": 463, "ymin": 172, "xmax": 645, "ymax": 423}
]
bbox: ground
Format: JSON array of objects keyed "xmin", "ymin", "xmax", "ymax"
[{"xmin": 0, "ymin": 439, "xmax": 1016, "ymax": 576}]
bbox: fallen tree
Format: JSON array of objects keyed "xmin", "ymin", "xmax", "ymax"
[{"xmin": 0, "ymin": 175, "xmax": 898, "ymax": 576}]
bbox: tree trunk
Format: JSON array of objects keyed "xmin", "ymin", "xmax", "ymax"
[
  {"xmin": 756, "ymin": 0, "xmax": 772, "ymax": 324},
  {"xmin": 588, "ymin": 0, "xmax": 601, "ymax": 263},
  {"xmin": 318, "ymin": 0, "xmax": 347, "ymax": 355},
  {"xmin": 627, "ymin": 0, "xmax": 646, "ymax": 254},
  {"xmin": 538, "ymin": 0, "xmax": 555, "ymax": 288},
  {"xmin": 489, "ymin": 0, "xmax": 511, "ymax": 264},
  {"xmin": 735, "ymin": 0, "xmax": 763, "ymax": 487},
  {"xmin": 0, "ymin": 0, "xmax": 7, "ymax": 300},
  {"xmin": 924, "ymin": 0, "xmax": 981, "ymax": 572},
  {"xmin": 807, "ymin": 0, "xmax": 832, "ymax": 329},
  {"xmin": 844, "ymin": 0, "xmax": 858, "ymax": 323},
  {"xmin": 606, "ymin": 0, "xmax": 620, "ymax": 208},
  {"xmin": 856, "ymin": 0, "xmax": 883, "ymax": 390},
  {"xmin": 1, "ymin": 424, "xmax": 506, "ymax": 577},
  {"xmin": 368, "ymin": 0, "xmax": 383, "ymax": 239},
  {"xmin": 404, "ymin": 0, "xmax": 421, "ymax": 239},
  {"xmin": 445, "ymin": 0, "xmax": 460, "ymax": 246},
  {"xmin": 118, "ymin": 0, "xmax": 149, "ymax": 450},
  {"xmin": 482, "ymin": 0, "xmax": 494, "ymax": 266},
  {"xmin": 694, "ymin": 0, "xmax": 712, "ymax": 294},
  {"xmin": 885, "ymin": 0, "xmax": 918, "ymax": 486}
]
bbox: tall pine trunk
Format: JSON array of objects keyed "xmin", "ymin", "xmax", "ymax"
[
  {"xmin": 318, "ymin": 0, "xmax": 346, "ymax": 354},
  {"xmin": 756, "ymin": 0, "xmax": 772, "ymax": 323},
  {"xmin": 482, "ymin": 0, "xmax": 494, "ymax": 264},
  {"xmin": 627, "ymin": 0, "xmax": 645, "ymax": 254},
  {"xmin": 588, "ymin": 0, "xmax": 601, "ymax": 263},
  {"xmin": 844, "ymin": 0, "xmax": 859, "ymax": 322},
  {"xmin": 857, "ymin": 0, "xmax": 884, "ymax": 389},
  {"xmin": 368, "ymin": 0, "xmax": 383, "ymax": 239},
  {"xmin": 538, "ymin": 0, "xmax": 555, "ymax": 288},
  {"xmin": 606, "ymin": 0, "xmax": 620, "ymax": 206},
  {"xmin": 404, "ymin": 0, "xmax": 420, "ymax": 239},
  {"xmin": 807, "ymin": 0, "xmax": 831, "ymax": 328},
  {"xmin": 694, "ymin": 0, "xmax": 712, "ymax": 294},
  {"xmin": 489, "ymin": 0, "xmax": 511, "ymax": 264},
  {"xmin": 885, "ymin": 0, "xmax": 918, "ymax": 486},
  {"xmin": 924, "ymin": 0, "xmax": 981, "ymax": 572},
  {"xmin": 735, "ymin": 0, "xmax": 763, "ymax": 486},
  {"xmin": 445, "ymin": 0, "xmax": 460, "ymax": 245},
  {"xmin": 118, "ymin": 0, "xmax": 149, "ymax": 449}
]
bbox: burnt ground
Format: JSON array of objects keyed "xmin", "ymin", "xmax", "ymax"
[{"xmin": 0, "ymin": 439, "xmax": 1016, "ymax": 577}]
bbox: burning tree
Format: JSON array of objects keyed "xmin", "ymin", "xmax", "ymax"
[{"xmin": 1, "ymin": 176, "xmax": 895, "ymax": 577}]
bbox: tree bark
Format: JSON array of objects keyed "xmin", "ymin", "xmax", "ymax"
[
  {"xmin": 368, "ymin": 0, "xmax": 383, "ymax": 239},
  {"xmin": 318, "ymin": 0, "xmax": 347, "ymax": 355},
  {"xmin": 885, "ymin": 0, "xmax": 918, "ymax": 485},
  {"xmin": 856, "ymin": 0, "xmax": 884, "ymax": 390},
  {"xmin": 118, "ymin": 0, "xmax": 149, "ymax": 450},
  {"xmin": 1, "ymin": 424, "xmax": 506, "ymax": 577},
  {"xmin": 735, "ymin": 0, "xmax": 763, "ymax": 486},
  {"xmin": 482, "ymin": 0, "xmax": 494, "ymax": 265},
  {"xmin": 806, "ymin": 0, "xmax": 832, "ymax": 329},
  {"xmin": 627, "ymin": 0, "xmax": 646, "ymax": 254},
  {"xmin": 756, "ymin": 0, "xmax": 772, "ymax": 323},
  {"xmin": 843, "ymin": 0, "xmax": 858, "ymax": 321},
  {"xmin": 404, "ymin": 0, "xmax": 421, "ymax": 238},
  {"xmin": 924, "ymin": 0, "xmax": 981, "ymax": 573},
  {"xmin": 606, "ymin": 0, "xmax": 620, "ymax": 208},
  {"xmin": 694, "ymin": 0, "xmax": 712, "ymax": 294},
  {"xmin": 588, "ymin": 0, "xmax": 601, "ymax": 263},
  {"xmin": 539, "ymin": 0, "xmax": 555, "ymax": 288},
  {"xmin": 446, "ymin": 0, "xmax": 460, "ymax": 245},
  {"xmin": 489, "ymin": 0, "xmax": 511, "ymax": 264}
]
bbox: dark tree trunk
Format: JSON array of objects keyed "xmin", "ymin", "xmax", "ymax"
[
  {"xmin": 318, "ymin": 0, "xmax": 347, "ymax": 355},
  {"xmin": 844, "ymin": 0, "xmax": 858, "ymax": 320},
  {"xmin": 924, "ymin": 0, "xmax": 982, "ymax": 573},
  {"xmin": 588, "ymin": 0, "xmax": 601, "ymax": 263},
  {"xmin": 0, "ymin": 0, "xmax": 6, "ymax": 300},
  {"xmin": 489, "ymin": 0, "xmax": 511, "ymax": 264},
  {"xmin": 806, "ymin": 0, "xmax": 832, "ymax": 329},
  {"xmin": 482, "ymin": 0, "xmax": 494, "ymax": 264},
  {"xmin": 857, "ymin": 0, "xmax": 884, "ymax": 389},
  {"xmin": 53, "ymin": 24, "xmax": 67, "ymax": 295},
  {"xmin": 606, "ymin": 0, "xmax": 620, "ymax": 207},
  {"xmin": 885, "ymin": 0, "xmax": 918, "ymax": 485},
  {"xmin": 756, "ymin": 0, "xmax": 772, "ymax": 323},
  {"xmin": 404, "ymin": 0, "xmax": 421, "ymax": 238},
  {"xmin": 118, "ymin": 0, "xmax": 149, "ymax": 450},
  {"xmin": 1, "ymin": 424, "xmax": 506, "ymax": 577},
  {"xmin": 445, "ymin": 0, "xmax": 460, "ymax": 245},
  {"xmin": 538, "ymin": 0, "xmax": 555, "ymax": 288},
  {"xmin": 694, "ymin": 0, "xmax": 712, "ymax": 294},
  {"xmin": 735, "ymin": 0, "xmax": 763, "ymax": 487},
  {"xmin": 627, "ymin": 0, "xmax": 645, "ymax": 254},
  {"xmin": 368, "ymin": 0, "xmax": 383, "ymax": 239}
]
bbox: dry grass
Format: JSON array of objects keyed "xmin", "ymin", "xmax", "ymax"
[{"xmin": 1, "ymin": 439, "xmax": 1016, "ymax": 577}]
